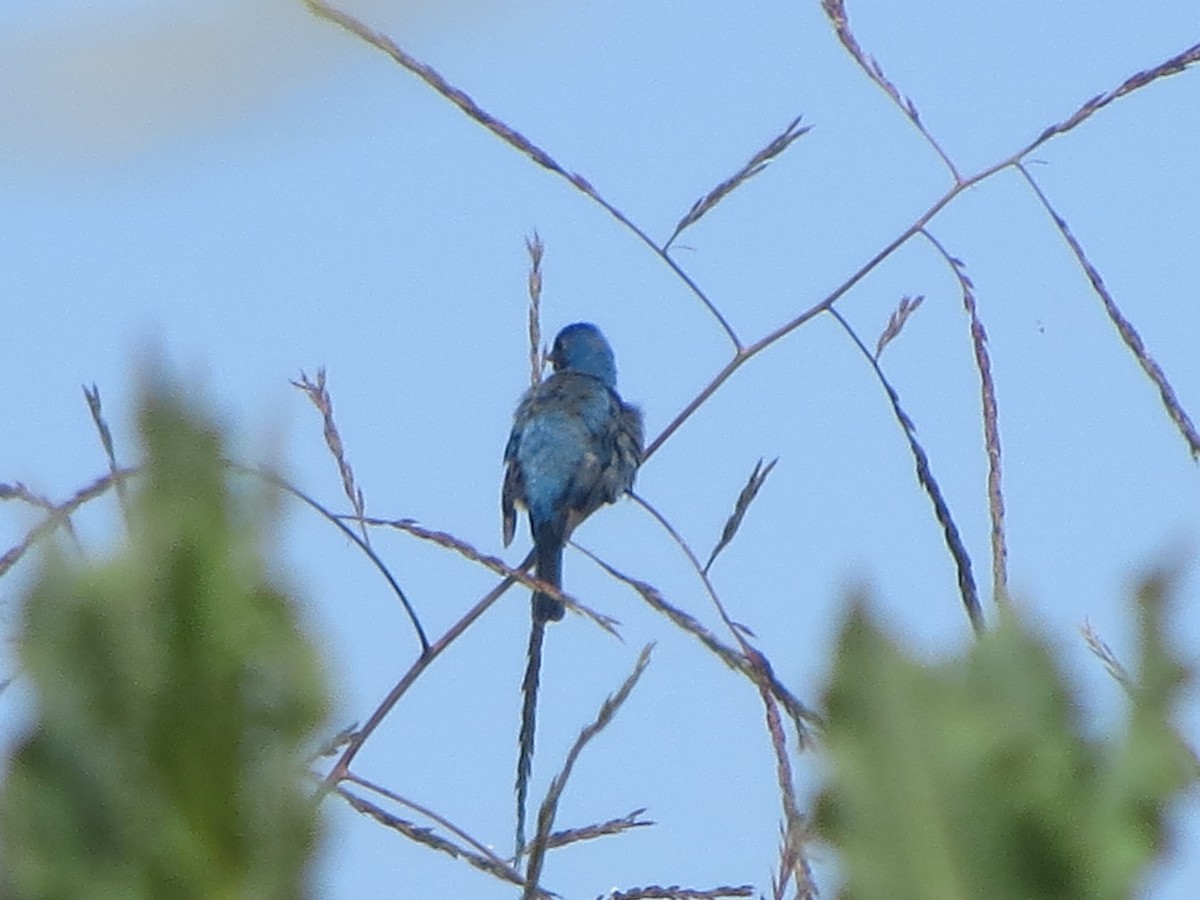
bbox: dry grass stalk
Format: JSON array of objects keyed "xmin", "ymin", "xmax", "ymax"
[
  {"xmin": 819, "ymin": 0, "xmax": 959, "ymax": 179},
  {"xmin": 830, "ymin": 308, "xmax": 985, "ymax": 634},
  {"xmin": 874, "ymin": 294, "xmax": 924, "ymax": 358},
  {"xmin": 9, "ymin": 10, "xmax": 1193, "ymax": 898},
  {"xmin": 525, "ymin": 233, "xmax": 545, "ymax": 387},
  {"xmin": 1017, "ymin": 164, "xmax": 1200, "ymax": 459},
  {"xmin": 922, "ymin": 230, "xmax": 1010, "ymax": 605},
  {"xmin": 334, "ymin": 786, "xmax": 547, "ymax": 894},
  {"xmin": 666, "ymin": 116, "xmax": 810, "ymax": 250},
  {"xmin": 303, "ymin": 0, "xmax": 739, "ymax": 346},
  {"xmin": 0, "ymin": 481, "xmax": 85, "ymax": 555},
  {"xmin": 362, "ymin": 514, "xmax": 618, "ymax": 631},
  {"xmin": 772, "ymin": 816, "xmax": 818, "ymax": 900},
  {"xmin": 345, "ymin": 771, "xmax": 513, "ymax": 874},
  {"xmin": 577, "ymin": 543, "xmax": 822, "ymax": 742},
  {"xmin": 705, "ymin": 457, "xmax": 779, "ymax": 574},
  {"xmin": 291, "ymin": 368, "xmax": 370, "ymax": 542},
  {"xmin": 0, "ymin": 469, "xmax": 129, "ymax": 577},
  {"xmin": 82, "ymin": 383, "xmax": 131, "ymax": 526},
  {"xmin": 1081, "ymin": 620, "xmax": 1134, "ymax": 693},
  {"xmin": 1025, "ymin": 41, "xmax": 1200, "ymax": 155},
  {"xmin": 756, "ymin": 670, "xmax": 818, "ymax": 900},
  {"xmin": 544, "ymin": 808, "xmax": 653, "ymax": 849},
  {"xmin": 522, "ymin": 645, "xmax": 654, "ymax": 899},
  {"xmin": 604, "ymin": 885, "xmax": 754, "ymax": 899}
]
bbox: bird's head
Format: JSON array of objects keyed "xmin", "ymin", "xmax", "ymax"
[{"xmin": 549, "ymin": 322, "xmax": 618, "ymax": 387}]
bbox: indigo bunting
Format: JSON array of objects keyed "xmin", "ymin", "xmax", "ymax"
[{"xmin": 502, "ymin": 323, "xmax": 643, "ymax": 621}]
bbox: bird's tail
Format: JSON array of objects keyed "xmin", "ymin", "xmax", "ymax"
[
  {"xmin": 532, "ymin": 527, "xmax": 564, "ymax": 622},
  {"xmin": 514, "ymin": 613, "xmax": 546, "ymax": 856}
]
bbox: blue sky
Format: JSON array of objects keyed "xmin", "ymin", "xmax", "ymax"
[{"xmin": 2, "ymin": 1, "xmax": 1199, "ymax": 897}]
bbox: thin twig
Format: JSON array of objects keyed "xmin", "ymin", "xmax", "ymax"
[
  {"xmin": 316, "ymin": 551, "xmax": 532, "ymax": 796},
  {"xmin": 235, "ymin": 466, "xmax": 428, "ymax": 652}
]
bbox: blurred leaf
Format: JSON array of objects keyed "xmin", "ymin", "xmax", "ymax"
[
  {"xmin": 816, "ymin": 577, "xmax": 1194, "ymax": 900},
  {"xmin": 1, "ymin": 383, "xmax": 328, "ymax": 900}
]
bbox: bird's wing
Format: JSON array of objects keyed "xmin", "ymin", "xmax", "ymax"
[{"xmin": 501, "ymin": 411, "xmax": 526, "ymax": 547}]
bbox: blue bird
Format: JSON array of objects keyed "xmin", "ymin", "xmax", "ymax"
[{"xmin": 503, "ymin": 323, "xmax": 643, "ymax": 621}]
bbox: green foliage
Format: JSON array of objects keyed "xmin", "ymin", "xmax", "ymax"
[
  {"xmin": 816, "ymin": 580, "xmax": 1196, "ymax": 900},
  {"xmin": 1, "ymin": 386, "xmax": 328, "ymax": 900}
]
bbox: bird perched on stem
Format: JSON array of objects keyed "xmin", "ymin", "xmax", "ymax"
[{"xmin": 502, "ymin": 322, "xmax": 643, "ymax": 621}]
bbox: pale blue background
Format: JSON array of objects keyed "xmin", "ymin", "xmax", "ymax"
[{"xmin": 2, "ymin": 1, "xmax": 1199, "ymax": 897}]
